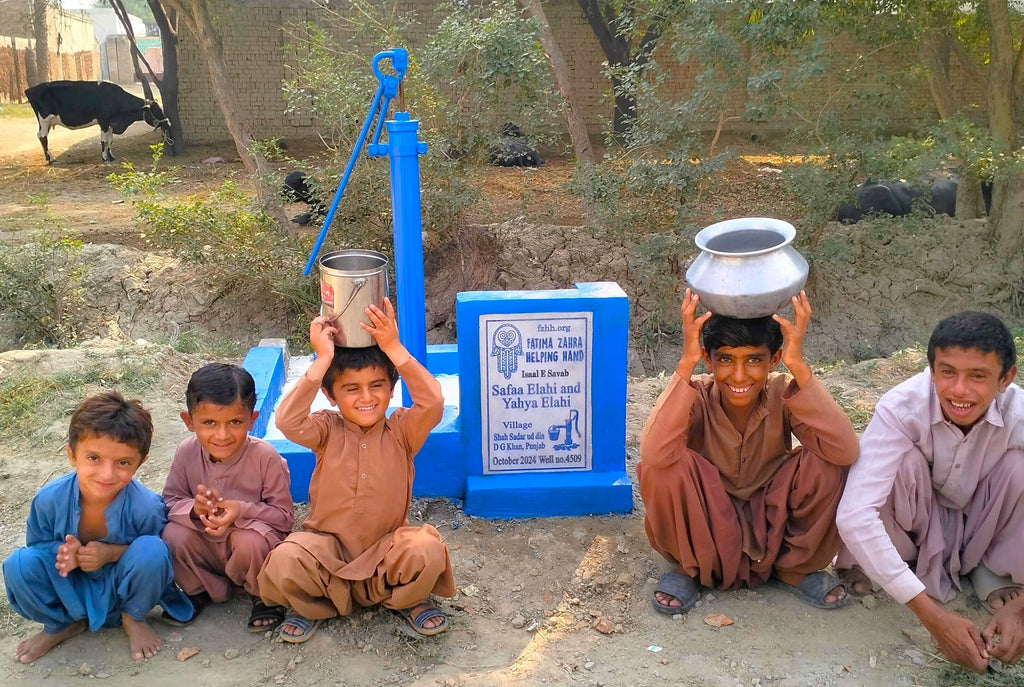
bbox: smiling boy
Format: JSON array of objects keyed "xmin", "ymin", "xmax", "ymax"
[
  {"xmin": 837, "ymin": 311, "xmax": 1024, "ymax": 672},
  {"xmin": 257, "ymin": 299, "xmax": 455, "ymax": 643},
  {"xmin": 161, "ymin": 363, "xmax": 293, "ymax": 632},
  {"xmin": 3, "ymin": 392, "xmax": 192, "ymax": 663},
  {"xmin": 637, "ymin": 290, "xmax": 859, "ymax": 614}
]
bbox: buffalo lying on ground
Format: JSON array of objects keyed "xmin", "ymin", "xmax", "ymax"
[
  {"xmin": 25, "ymin": 80, "xmax": 172, "ymax": 164},
  {"xmin": 489, "ymin": 123, "xmax": 543, "ymax": 167},
  {"xmin": 281, "ymin": 171, "xmax": 325, "ymax": 226},
  {"xmin": 834, "ymin": 177, "xmax": 963, "ymax": 223}
]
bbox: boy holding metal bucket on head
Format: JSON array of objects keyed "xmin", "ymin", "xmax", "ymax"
[
  {"xmin": 637, "ymin": 287, "xmax": 860, "ymax": 614},
  {"xmin": 257, "ymin": 298, "xmax": 454, "ymax": 642}
]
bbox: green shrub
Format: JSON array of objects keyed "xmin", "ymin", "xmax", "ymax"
[{"xmin": 0, "ymin": 219, "xmax": 85, "ymax": 348}]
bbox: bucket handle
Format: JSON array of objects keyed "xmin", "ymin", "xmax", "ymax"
[{"xmin": 327, "ymin": 278, "xmax": 368, "ymax": 324}]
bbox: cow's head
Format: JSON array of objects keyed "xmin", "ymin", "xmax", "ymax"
[{"xmin": 142, "ymin": 100, "xmax": 174, "ymax": 147}]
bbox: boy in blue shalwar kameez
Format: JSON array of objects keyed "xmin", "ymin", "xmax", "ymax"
[{"xmin": 3, "ymin": 392, "xmax": 191, "ymax": 663}]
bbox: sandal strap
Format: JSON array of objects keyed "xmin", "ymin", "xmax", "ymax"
[{"xmin": 282, "ymin": 612, "xmax": 317, "ymax": 633}]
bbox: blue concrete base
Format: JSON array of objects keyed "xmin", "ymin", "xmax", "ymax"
[
  {"xmin": 242, "ymin": 342, "xmax": 464, "ymax": 503},
  {"xmin": 465, "ymin": 471, "xmax": 633, "ymax": 518}
]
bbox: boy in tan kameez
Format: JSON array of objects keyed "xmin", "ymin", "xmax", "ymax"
[
  {"xmin": 638, "ymin": 290, "xmax": 859, "ymax": 614},
  {"xmin": 257, "ymin": 298, "xmax": 455, "ymax": 642}
]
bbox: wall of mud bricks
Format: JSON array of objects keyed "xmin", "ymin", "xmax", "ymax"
[
  {"xmin": 0, "ymin": 2, "xmax": 97, "ymax": 101},
  {"xmin": 175, "ymin": 0, "xmax": 986, "ymax": 144}
]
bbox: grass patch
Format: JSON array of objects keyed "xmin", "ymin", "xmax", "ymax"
[
  {"xmin": 0, "ymin": 102, "xmax": 35, "ymax": 119},
  {"xmin": 938, "ymin": 660, "xmax": 1024, "ymax": 686},
  {"xmin": 0, "ymin": 364, "xmax": 160, "ymax": 443}
]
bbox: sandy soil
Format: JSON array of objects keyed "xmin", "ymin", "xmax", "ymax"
[{"xmin": 0, "ymin": 111, "xmax": 1019, "ymax": 687}]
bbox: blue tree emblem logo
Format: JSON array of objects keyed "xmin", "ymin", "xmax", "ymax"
[{"xmin": 490, "ymin": 323, "xmax": 523, "ymax": 379}]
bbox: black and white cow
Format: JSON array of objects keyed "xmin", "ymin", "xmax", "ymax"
[{"xmin": 24, "ymin": 80, "xmax": 172, "ymax": 164}]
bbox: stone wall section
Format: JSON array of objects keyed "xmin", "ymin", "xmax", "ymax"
[{"xmin": 176, "ymin": 0, "xmax": 987, "ymax": 143}]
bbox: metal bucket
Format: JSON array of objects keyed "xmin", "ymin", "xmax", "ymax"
[{"xmin": 318, "ymin": 249, "xmax": 389, "ymax": 348}]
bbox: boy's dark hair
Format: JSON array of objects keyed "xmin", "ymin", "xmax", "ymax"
[
  {"xmin": 68, "ymin": 391, "xmax": 153, "ymax": 457},
  {"xmin": 927, "ymin": 311, "xmax": 1016, "ymax": 376},
  {"xmin": 322, "ymin": 345, "xmax": 399, "ymax": 391},
  {"xmin": 185, "ymin": 363, "xmax": 258, "ymax": 413},
  {"xmin": 701, "ymin": 314, "xmax": 783, "ymax": 354}
]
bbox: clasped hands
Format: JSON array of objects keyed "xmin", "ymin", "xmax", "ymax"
[{"xmin": 192, "ymin": 483, "xmax": 241, "ymax": 536}]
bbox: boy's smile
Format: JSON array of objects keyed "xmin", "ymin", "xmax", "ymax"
[
  {"xmin": 67, "ymin": 434, "xmax": 145, "ymax": 505},
  {"xmin": 325, "ymin": 365, "xmax": 394, "ymax": 428},
  {"xmin": 931, "ymin": 346, "xmax": 1016, "ymax": 431},
  {"xmin": 181, "ymin": 400, "xmax": 257, "ymax": 463},
  {"xmin": 705, "ymin": 344, "xmax": 782, "ymax": 412}
]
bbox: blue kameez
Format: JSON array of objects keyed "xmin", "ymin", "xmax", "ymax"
[{"xmin": 3, "ymin": 472, "xmax": 192, "ymax": 632}]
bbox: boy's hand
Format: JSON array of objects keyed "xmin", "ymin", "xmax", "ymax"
[
  {"xmin": 309, "ymin": 315, "xmax": 338, "ymax": 362},
  {"xmin": 982, "ymin": 595, "xmax": 1024, "ymax": 664},
  {"xmin": 772, "ymin": 290, "xmax": 813, "ymax": 386},
  {"xmin": 681, "ymin": 288, "xmax": 712, "ymax": 367},
  {"xmin": 76, "ymin": 541, "xmax": 123, "ymax": 572},
  {"xmin": 200, "ymin": 499, "xmax": 241, "ymax": 537},
  {"xmin": 361, "ymin": 297, "xmax": 400, "ymax": 351},
  {"xmin": 55, "ymin": 534, "xmax": 82, "ymax": 577},
  {"xmin": 193, "ymin": 483, "xmax": 224, "ymax": 518}
]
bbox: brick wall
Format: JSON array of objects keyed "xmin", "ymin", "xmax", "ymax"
[
  {"xmin": 176, "ymin": 0, "xmax": 986, "ymax": 143},
  {"xmin": 0, "ymin": 1, "xmax": 97, "ymax": 99}
]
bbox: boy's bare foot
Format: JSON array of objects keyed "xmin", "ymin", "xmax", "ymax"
[
  {"xmin": 407, "ymin": 603, "xmax": 445, "ymax": 630},
  {"xmin": 121, "ymin": 613, "xmax": 162, "ymax": 660},
  {"xmin": 14, "ymin": 621, "xmax": 87, "ymax": 663},
  {"xmin": 987, "ymin": 586, "xmax": 1024, "ymax": 610},
  {"xmin": 654, "ymin": 591, "xmax": 684, "ymax": 608},
  {"xmin": 837, "ymin": 566, "xmax": 873, "ymax": 596}
]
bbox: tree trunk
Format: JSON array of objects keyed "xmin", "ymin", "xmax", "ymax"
[
  {"xmin": 920, "ymin": 16, "xmax": 958, "ymax": 120},
  {"xmin": 518, "ymin": 0, "xmax": 594, "ymax": 165},
  {"xmin": 986, "ymin": 0, "xmax": 1023, "ymax": 251},
  {"xmin": 576, "ymin": 0, "xmax": 633, "ymax": 137},
  {"xmin": 954, "ymin": 177, "xmax": 984, "ymax": 220},
  {"xmin": 162, "ymin": 0, "xmax": 289, "ymax": 230},
  {"xmin": 30, "ymin": 0, "xmax": 50, "ymax": 84},
  {"xmin": 148, "ymin": 0, "xmax": 184, "ymax": 155}
]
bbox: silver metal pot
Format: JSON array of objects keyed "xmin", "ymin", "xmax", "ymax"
[
  {"xmin": 685, "ymin": 217, "xmax": 808, "ymax": 319},
  {"xmin": 319, "ymin": 249, "xmax": 389, "ymax": 348}
]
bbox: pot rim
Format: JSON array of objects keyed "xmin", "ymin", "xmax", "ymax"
[{"xmin": 693, "ymin": 217, "xmax": 795, "ymax": 257}]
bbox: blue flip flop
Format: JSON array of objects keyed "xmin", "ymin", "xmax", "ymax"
[
  {"xmin": 397, "ymin": 602, "xmax": 449, "ymax": 636},
  {"xmin": 652, "ymin": 571, "xmax": 700, "ymax": 615},
  {"xmin": 280, "ymin": 612, "xmax": 324, "ymax": 643},
  {"xmin": 769, "ymin": 570, "xmax": 849, "ymax": 610}
]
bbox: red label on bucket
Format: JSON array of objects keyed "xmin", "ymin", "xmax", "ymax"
[{"xmin": 320, "ymin": 280, "xmax": 334, "ymax": 308}]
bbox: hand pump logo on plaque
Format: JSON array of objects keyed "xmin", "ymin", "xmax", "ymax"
[{"xmin": 480, "ymin": 313, "xmax": 593, "ymax": 473}]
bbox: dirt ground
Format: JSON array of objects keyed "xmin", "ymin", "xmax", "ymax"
[{"xmin": 0, "ymin": 113, "xmax": 1021, "ymax": 687}]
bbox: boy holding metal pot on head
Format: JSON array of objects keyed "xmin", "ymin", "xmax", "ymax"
[
  {"xmin": 637, "ymin": 289, "xmax": 859, "ymax": 615},
  {"xmin": 257, "ymin": 298, "xmax": 455, "ymax": 643}
]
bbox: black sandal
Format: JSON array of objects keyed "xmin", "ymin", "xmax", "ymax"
[
  {"xmin": 161, "ymin": 591, "xmax": 212, "ymax": 627},
  {"xmin": 248, "ymin": 599, "xmax": 286, "ymax": 633}
]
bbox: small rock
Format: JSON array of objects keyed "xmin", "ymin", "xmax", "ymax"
[
  {"xmin": 616, "ymin": 544, "xmax": 629, "ymax": 554},
  {"xmin": 451, "ymin": 521, "xmax": 460, "ymax": 529},
  {"xmin": 462, "ymin": 584, "xmax": 479, "ymax": 597},
  {"xmin": 78, "ymin": 663, "xmax": 93, "ymax": 676},
  {"xmin": 703, "ymin": 613, "xmax": 734, "ymax": 628},
  {"xmin": 224, "ymin": 648, "xmax": 239, "ymax": 660},
  {"xmin": 860, "ymin": 594, "xmax": 878, "ymax": 610},
  {"xmin": 584, "ymin": 661, "xmax": 595, "ymax": 671},
  {"xmin": 95, "ymin": 673, "xmax": 110, "ymax": 680},
  {"xmin": 704, "ymin": 593, "xmax": 716, "ymax": 602},
  {"xmin": 202, "ymin": 660, "xmax": 211, "ymax": 668},
  {"xmin": 202, "ymin": 156, "xmax": 225, "ymax": 164},
  {"xmin": 569, "ymin": 597, "xmax": 581, "ymax": 605},
  {"xmin": 594, "ymin": 617, "xmax": 615, "ymax": 634},
  {"xmin": 869, "ymin": 655, "xmax": 877, "ymax": 668},
  {"xmin": 671, "ymin": 613, "xmax": 684, "ymax": 621},
  {"xmin": 287, "ymin": 658, "xmax": 297, "ymax": 671},
  {"xmin": 362, "ymin": 644, "xmax": 374, "ymax": 653},
  {"xmin": 832, "ymin": 664, "xmax": 844, "ymax": 675},
  {"xmin": 294, "ymin": 655, "xmax": 304, "ymax": 664},
  {"xmin": 177, "ymin": 647, "xmax": 200, "ymax": 662},
  {"xmin": 615, "ymin": 573, "xmax": 633, "ymax": 586},
  {"xmin": 589, "ymin": 609, "xmax": 603, "ymax": 618},
  {"xmin": 525, "ymin": 620, "xmax": 541, "ymax": 632},
  {"xmin": 444, "ymin": 680, "xmax": 457, "ymax": 687},
  {"xmin": 660, "ymin": 658, "xmax": 668, "ymax": 665},
  {"xmin": 511, "ymin": 614, "xmax": 527, "ymax": 629},
  {"xmin": 903, "ymin": 648, "xmax": 927, "ymax": 665}
]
